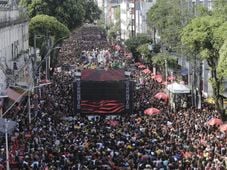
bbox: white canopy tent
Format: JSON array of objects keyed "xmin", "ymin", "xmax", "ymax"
[{"xmin": 167, "ymin": 82, "xmax": 190, "ymax": 94}]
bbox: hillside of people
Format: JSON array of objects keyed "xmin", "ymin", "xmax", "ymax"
[{"xmin": 0, "ymin": 25, "xmax": 226, "ymax": 170}]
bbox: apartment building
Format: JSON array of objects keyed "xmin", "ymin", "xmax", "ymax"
[{"xmin": 120, "ymin": 0, "xmax": 156, "ymax": 40}]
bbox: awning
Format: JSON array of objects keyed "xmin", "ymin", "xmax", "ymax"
[
  {"xmin": 142, "ymin": 68, "xmax": 151, "ymax": 74},
  {"xmin": 154, "ymin": 92, "xmax": 169, "ymax": 101},
  {"xmin": 155, "ymin": 75, "xmax": 163, "ymax": 83},
  {"xmin": 167, "ymin": 82, "xmax": 190, "ymax": 94},
  {"xmin": 144, "ymin": 107, "xmax": 161, "ymax": 115},
  {"xmin": 6, "ymin": 88, "xmax": 24, "ymax": 102}
]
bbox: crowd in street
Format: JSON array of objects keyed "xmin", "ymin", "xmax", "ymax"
[
  {"xmin": 58, "ymin": 25, "xmax": 109, "ymax": 66},
  {"xmin": 0, "ymin": 26, "xmax": 226, "ymax": 170}
]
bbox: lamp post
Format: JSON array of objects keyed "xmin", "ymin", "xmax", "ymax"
[
  {"xmin": 165, "ymin": 59, "xmax": 168, "ymax": 86},
  {"xmin": 5, "ymin": 119, "xmax": 10, "ymax": 170}
]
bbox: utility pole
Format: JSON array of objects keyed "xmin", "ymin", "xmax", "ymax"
[
  {"xmin": 46, "ymin": 33, "xmax": 51, "ymax": 80},
  {"xmin": 165, "ymin": 59, "xmax": 168, "ymax": 84},
  {"xmin": 192, "ymin": 0, "xmax": 197, "ymax": 108},
  {"xmin": 130, "ymin": 0, "xmax": 136, "ymax": 37},
  {"xmin": 133, "ymin": 0, "xmax": 136, "ymax": 37},
  {"xmin": 197, "ymin": 62, "xmax": 202, "ymax": 109},
  {"xmin": 192, "ymin": 53, "xmax": 196, "ymax": 108},
  {"xmin": 5, "ymin": 119, "xmax": 10, "ymax": 170},
  {"xmin": 28, "ymin": 89, "xmax": 31, "ymax": 124},
  {"xmin": 33, "ymin": 34, "xmax": 40, "ymax": 123},
  {"xmin": 131, "ymin": 9, "xmax": 134, "ymax": 37},
  {"xmin": 33, "ymin": 34, "xmax": 37, "ymax": 86}
]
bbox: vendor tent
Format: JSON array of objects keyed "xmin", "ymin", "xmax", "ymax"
[
  {"xmin": 167, "ymin": 82, "xmax": 190, "ymax": 94},
  {"xmin": 144, "ymin": 108, "xmax": 160, "ymax": 115},
  {"xmin": 207, "ymin": 118, "xmax": 223, "ymax": 126},
  {"xmin": 154, "ymin": 92, "xmax": 168, "ymax": 101}
]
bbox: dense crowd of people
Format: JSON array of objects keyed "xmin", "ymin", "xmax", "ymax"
[
  {"xmin": 0, "ymin": 25, "xmax": 226, "ymax": 170},
  {"xmin": 58, "ymin": 24, "xmax": 110, "ymax": 66}
]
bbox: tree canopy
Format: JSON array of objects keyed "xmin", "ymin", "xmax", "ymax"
[
  {"xmin": 83, "ymin": 0, "xmax": 102, "ymax": 23},
  {"xmin": 147, "ymin": 0, "xmax": 190, "ymax": 51},
  {"xmin": 29, "ymin": 14, "xmax": 70, "ymax": 48},
  {"xmin": 20, "ymin": 0, "xmax": 101, "ymax": 30},
  {"xmin": 181, "ymin": 15, "xmax": 227, "ymax": 111},
  {"xmin": 137, "ymin": 44, "xmax": 150, "ymax": 59},
  {"xmin": 107, "ymin": 6, "xmax": 121, "ymax": 42},
  {"xmin": 124, "ymin": 35, "xmax": 152, "ymax": 59},
  {"xmin": 212, "ymin": 0, "xmax": 227, "ymax": 20},
  {"xmin": 217, "ymin": 41, "xmax": 227, "ymax": 79},
  {"xmin": 147, "ymin": 0, "xmax": 212, "ymax": 52},
  {"xmin": 151, "ymin": 53, "xmax": 177, "ymax": 70}
]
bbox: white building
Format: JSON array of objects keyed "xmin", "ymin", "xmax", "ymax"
[
  {"xmin": 189, "ymin": 0, "xmax": 213, "ymax": 11},
  {"xmin": 0, "ymin": 0, "xmax": 30, "ymax": 91},
  {"xmin": 120, "ymin": 0, "xmax": 129, "ymax": 40},
  {"xmin": 135, "ymin": 0, "xmax": 156, "ymax": 35},
  {"xmin": 120, "ymin": 0, "xmax": 156, "ymax": 40}
]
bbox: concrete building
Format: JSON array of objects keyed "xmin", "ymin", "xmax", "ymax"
[
  {"xmin": 120, "ymin": 0, "xmax": 156, "ymax": 40},
  {"xmin": 95, "ymin": 0, "xmax": 156, "ymax": 40},
  {"xmin": 120, "ymin": 0, "xmax": 129, "ymax": 40},
  {"xmin": 135, "ymin": 0, "xmax": 156, "ymax": 35},
  {"xmin": 102, "ymin": 0, "xmax": 121, "ymax": 28},
  {"xmin": 189, "ymin": 0, "xmax": 213, "ymax": 11},
  {"xmin": 0, "ymin": 0, "xmax": 31, "ymax": 92}
]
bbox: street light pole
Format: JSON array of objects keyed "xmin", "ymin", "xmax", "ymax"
[
  {"xmin": 28, "ymin": 89, "xmax": 31, "ymax": 124},
  {"xmin": 5, "ymin": 119, "xmax": 10, "ymax": 170},
  {"xmin": 46, "ymin": 33, "xmax": 52, "ymax": 80},
  {"xmin": 165, "ymin": 59, "xmax": 168, "ymax": 84},
  {"xmin": 133, "ymin": 0, "xmax": 136, "ymax": 36}
]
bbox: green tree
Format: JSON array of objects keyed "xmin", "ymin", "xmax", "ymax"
[
  {"xmin": 147, "ymin": 0, "xmax": 190, "ymax": 51},
  {"xmin": 212, "ymin": 0, "xmax": 227, "ymax": 20},
  {"xmin": 125, "ymin": 35, "xmax": 152, "ymax": 60},
  {"xmin": 147, "ymin": 0, "xmax": 209, "ymax": 52},
  {"xmin": 107, "ymin": 6, "xmax": 121, "ymax": 42},
  {"xmin": 217, "ymin": 40, "xmax": 227, "ymax": 80},
  {"xmin": 20, "ymin": 0, "xmax": 101, "ymax": 30},
  {"xmin": 29, "ymin": 14, "xmax": 70, "ymax": 67},
  {"xmin": 83, "ymin": 0, "xmax": 102, "ymax": 23},
  {"xmin": 29, "ymin": 14, "xmax": 70, "ymax": 47},
  {"xmin": 181, "ymin": 16, "xmax": 227, "ymax": 112},
  {"xmin": 137, "ymin": 43, "xmax": 151, "ymax": 62},
  {"xmin": 151, "ymin": 52, "xmax": 177, "ymax": 72}
]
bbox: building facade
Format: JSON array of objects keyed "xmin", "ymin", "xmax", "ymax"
[
  {"xmin": 120, "ymin": 0, "xmax": 156, "ymax": 40},
  {"xmin": 135, "ymin": 0, "xmax": 156, "ymax": 35},
  {"xmin": 0, "ymin": 0, "xmax": 31, "ymax": 92},
  {"xmin": 95, "ymin": 0, "xmax": 156, "ymax": 40}
]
